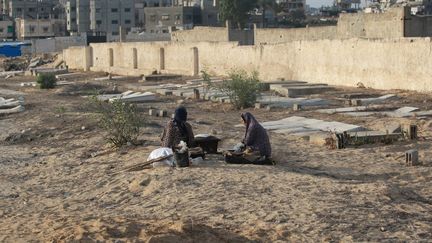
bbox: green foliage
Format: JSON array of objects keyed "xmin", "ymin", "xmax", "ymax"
[
  {"xmin": 278, "ymin": 10, "xmax": 307, "ymax": 28},
  {"xmin": 55, "ymin": 106, "xmax": 67, "ymax": 114},
  {"xmin": 201, "ymin": 70, "xmax": 213, "ymax": 97},
  {"xmin": 90, "ymin": 96, "xmax": 144, "ymax": 148},
  {"xmin": 36, "ymin": 73, "xmax": 57, "ymax": 89},
  {"xmin": 216, "ymin": 70, "xmax": 262, "ymax": 110},
  {"xmin": 219, "ymin": 0, "xmax": 257, "ymax": 28}
]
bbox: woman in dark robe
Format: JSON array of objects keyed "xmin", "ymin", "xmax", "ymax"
[
  {"xmin": 226, "ymin": 112, "xmax": 273, "ymax": 165},
  {"xmin": 161, "ymin": 106, "xmax": 195, "ymax": 149},
  {"xmin": 241, "ymin": 112, "xmax": 272, "ymax": 158}
]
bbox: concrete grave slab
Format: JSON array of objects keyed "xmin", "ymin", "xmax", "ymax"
[
  {"xmin": 274, "ymin": 85, "xmax": 334, "ymax": 97},
  {"xmin": 55, "ymin": 72, "xmax": 85, "ymax": 80},
  {"xmin": 0, "ymin": 105, "xmax": 25, "ymax": 114},
  {"xmin": 356, "ymin": 94, "xmax": 396, "ymax": 105},
  {"xmin": 260, "ymin": 116, "xmax": 366, "ymax": 134}
]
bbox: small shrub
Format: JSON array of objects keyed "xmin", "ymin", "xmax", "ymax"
[
  {"xmin": 215, "ymin": 69, "xmax": 262, "ymax": 109},
  {"xmin": 201, "ymin": 70, "xmax": 213, "ymax": 97},
  {"xmin": 36, "ymin": 73, "xmax": 57, "ymax": 89},
  {"xmin": 90, "ymin": 96, "xmax": 144, "ymax": 148}
]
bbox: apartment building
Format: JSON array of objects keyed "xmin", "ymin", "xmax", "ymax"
[
  {"xmin": 90, "ymin": 0, "xmax": 135, "ymax": 36},
  {"xmin": 2, "ymin": 0, "xmax": 58, "ymax": 19},
  {"xmin": 15, "ymin": 18, "xmax": 65, "ymax": 39},
  {"xmin": 0, "ymin": 13, "xmax": 13, "ymax": 39},
  {"xmin": 66, "ymin": 0, "xmax": 134, "ymax": 39}
]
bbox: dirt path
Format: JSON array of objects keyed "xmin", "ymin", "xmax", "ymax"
[{"xmin": 1, "ymin": 76, "xmax": 432, "ymax": 242}]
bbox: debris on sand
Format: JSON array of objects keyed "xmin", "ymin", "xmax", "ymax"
[{"xmin": 0, "ymin": 97, "xmax": 24, "ymax": 115}]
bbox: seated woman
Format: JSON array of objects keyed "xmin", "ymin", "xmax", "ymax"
[
  {"xmin": 226, "ymin": 112, "xmax": 273, "ymax": 165},
  {"xmin": 161, "ymin": 106, "xmax": 195, "ymax": 149}
]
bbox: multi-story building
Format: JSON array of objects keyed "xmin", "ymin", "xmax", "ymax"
[
  {"xmin": 66, "ymin": 0, "xmax": 90, "ymax": 33},
  {"xmin": 90, "ymin": 0, "xmax": 135, "ymax": 36},
  {"xmin": 143, "ymin": 0, "xmax": 218, "ymax": 33},
  {"xmin": 2, "ymin": 0, "xmax": 58, "ymax": 19},
  {"xmin": 0, "ymin": 13, "xmax": 14, "ymax": 39},
  {"xmin": 335, "ymin": 0, "xmax": 361, "ymax": 10},
  {"xmin": 144, "ymin": 6, "xmax": 196, "ymax": 33},
  {"xmin": 15, "ymin": 18, "xmax": 65, "ymax": 39},
  {"xmin": 67, "ymin": 0, "xmax": 134, "ymax": 39},
  {"xmin": 276, "ymin": 0, "xmax": 305, "ymax": 12}
]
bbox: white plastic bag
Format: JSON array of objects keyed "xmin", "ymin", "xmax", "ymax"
[{"xmin": 147, "ymin": 147, "xmax": 175, "ymax": 167}]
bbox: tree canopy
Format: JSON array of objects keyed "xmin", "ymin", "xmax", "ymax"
[{"xmin": 219, "ymin": 0, "xmax": 257, "ymax": 28}]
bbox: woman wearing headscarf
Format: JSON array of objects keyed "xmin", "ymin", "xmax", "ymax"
[
  {"xmin": 161, "ymin": 106, "xmax": 195, "ymax": 149},
  {"xmin": 227, "ymin": 112, "xmax": 273, "ymax": 165}
]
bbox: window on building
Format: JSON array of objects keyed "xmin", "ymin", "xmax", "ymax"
[
  {"xmin": 72, "ymin": 18, "xmax": 76, "ymax": 22},
  {"xmin": 29, "ymin": 26, "xmax": 35, "ymax": 33},
  {"xmin": 175, "ymin": 14, "xmax": 181, "ymax": 20},
  {"xmin": 28, "ymin": 8, "xmax": 35, "ymax": 12},
  {"xmin": 112, "ymin": 32, "xmax": 119, "ymax": 36},
  {"xmin": 150, "ymin": 15, "xmax": 156, "ymax": 21},
  {"xmin": 111, "ymin": 8, "xmax": 118, "ymax": 13},
  {"xmin": 124, "ymin": 8, "xmax": 131, "ymax": 12},
  {"xmin": 43, "ymin": 27, "xmax": 49, "ymax": 33},
  {"xmin": 0, "ymin": 28, "xmax": 4, "ymax": 33},
  {"xmin": 96, "ymin": 8, "xmax": 101, "ymax": 13},
  {"xmin": 185, "ymin": 15, "xmax": 192, "ymax": 20},
  {"xmin": 112, "ymin": 20, "xmax": 118, "ymax": 24},
  {"xmin": 125, "ymin": 19, "xmax": 131, "ymax": 24},
  {"xmin": 16, "ymin": 8, "xmax": 22, "ymax": 12},
  {"xmin": 96, "ymin": 20, "xmax": 102, "ymax": 25},
  {"xmin": 161, "ymin": 14, "xmax": 170, "ymax": 20}
]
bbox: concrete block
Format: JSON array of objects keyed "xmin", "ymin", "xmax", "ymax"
[
  {"xmin": 144, "ymin": 74, "xmax": 181, "ymax": 81},
  {"xmin": 405, "ymin": 149, "xmax": 419, "ymax": 166},
  {"xmin": 193, "ymin": 89, "xmax": 200, "ymax": 99},
  {"xmin": 156, "ymin": 89, "xmax": 173, "ymax": 96},
  {"xmin": 275, "ymin": 85, "xmax": 334, "ymax": 97},
  {"xmin": 351, "ymin": 99, "xmax": 362, "ymax": 106},
  {"xmin": 403, "ymin": 124, "xmax": 418, "ymax": 140},
  {"xmin": 149, "ymin": 109, "xmax": 158, "ymax": 116},
  {"xmin": 158, "ymin": 110, "xmax": 167, "ymax": 117},
  {"xmin": 293, "ymin": 103, "xmax": 302, "ymax": 111}
]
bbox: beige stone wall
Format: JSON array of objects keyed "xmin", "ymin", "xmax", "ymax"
[
  {"xmin": 255, "ymin": 8, "xmax": 410, "ymax": 44},
  {"xmin": 63, "ymin": 46, "xmax": 92, "ymax": 71},
  {"xmin": 63, "ymin": 38, "xmax": 432, "ymax": 92},
  {"xmin": 171, "ymin": 27, "xmax": 228, "ymax": 42},
  {"xmin": 255, "ymin": 26, "xmax": 338, "ymax": 44},
  {"xmin": 337, "ymin": 8, "xmax": 405, "ymax": 39}
]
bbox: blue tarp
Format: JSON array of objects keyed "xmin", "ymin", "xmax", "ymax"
[{"xmin": 0, "ymin": 42, "xmax": 31, "ymax": 57}]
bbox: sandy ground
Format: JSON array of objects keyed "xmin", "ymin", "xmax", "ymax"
[{"xmin": 1, "ymin": 74, "xmax": 432, "ymax": 242}]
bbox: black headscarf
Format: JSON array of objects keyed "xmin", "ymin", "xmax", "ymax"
[{"xmin": 173, "ymin": 106, "xmax": 188, "ymax": 137}]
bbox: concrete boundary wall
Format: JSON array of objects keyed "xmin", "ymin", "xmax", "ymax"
[{"xmin": 64, "ymin": 37, "xmax": 432, "ymax": 92}]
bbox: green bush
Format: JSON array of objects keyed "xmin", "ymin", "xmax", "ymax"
[
  {"xmin": 90, "ymin": 96, "xmax": 144, "ymax": 148},
  {"xmin": 201, "ymin": 69, "xmax": 213, "ymax": 97},
  {"xmin": 36, "ymin": 73, "xmax": 57, "ymax": 89},
  {"xmin": 216, "ymin": 70, "xmax": 262, "ymax": 109}
]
